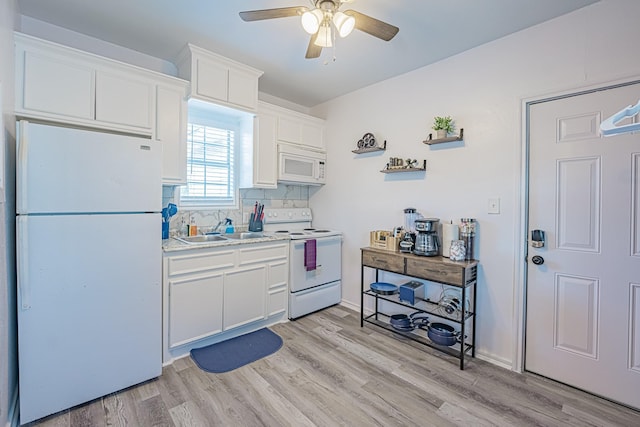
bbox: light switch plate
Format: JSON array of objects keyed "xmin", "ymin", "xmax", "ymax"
[{"xmin": 488, "ymin": 197, "xmax": 500, "ymax": 214}]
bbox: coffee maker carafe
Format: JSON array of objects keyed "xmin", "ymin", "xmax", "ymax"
[{"xmin": 414, "ymin": 218, "xmax": 440, "ymax": 256}]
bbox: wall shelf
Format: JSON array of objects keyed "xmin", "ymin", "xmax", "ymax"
[
  {"xmin": 353, "ymin": 140, "xmax": 386, "ymax": 154},
  {"xmin": 423, "ymin": 128, "xmax": 464, "ymax": 145},
  {"xmin": 381, "ymin": 159, "xmax": 426, "ymax": 173}
]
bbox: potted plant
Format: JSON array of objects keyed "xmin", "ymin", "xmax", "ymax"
[{"xmin": 432, "ymin": 116, "xmax": 454, "ymax": 139}]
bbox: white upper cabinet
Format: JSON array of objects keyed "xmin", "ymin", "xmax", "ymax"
[
  {"xmin": 156, "ymin": 82, "xmax": 188, "ymax": 185},
  {"xmin": 15, "ymin": 32, "xmax": 189, "ymax": 184},
  {"xmin": 20, "ymin": 48, "xmax": 95, "ymax": 121},
  {"xmin": 176, "ymin": 44, "xmax": 263, "ymax": 113},
  {"xmin": 262, "ymin": 102, "xmax": 326, "ymax": 152},
  {"xmin": 95, "ymin": 70, "xmax": 153, "ymax": 129},
  {"xmin": 15, "ymin": 33, "xmax": 155, "ymax": 134},
  {"xmin": 240, "ymin": 102, "xmax": 278, "ymax": 189}
]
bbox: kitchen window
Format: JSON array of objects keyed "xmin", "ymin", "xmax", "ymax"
[{"xmin": 180, "ymin": 103, "xmax": 240, "ymax": 208}]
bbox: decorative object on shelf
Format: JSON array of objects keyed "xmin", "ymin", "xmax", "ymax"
[
  {"xmin": 432, "ymin": 116, "xmax": 455, "ymax": 139},
  {"xmin": 423, "ymin": 128, "xmax": 464, "ymax": 145},
  {"xmin": 382, "ymin": 159, "xmax": 426, "ymax": 173},
  {"xmin": 352, "ymin": 138, "xmax": 386, "ymax": 154}
]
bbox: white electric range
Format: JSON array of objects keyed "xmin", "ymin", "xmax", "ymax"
[{"xmin": 263, "ymin": 208, "xmax": 342, "ymax": 319}]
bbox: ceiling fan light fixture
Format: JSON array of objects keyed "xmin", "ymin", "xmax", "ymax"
[
  {"xmin": 314, "ymin": 25, "xmax": 333, "ymax": 47},
  {"xmin": 301, "ymin": 9, "xmax": 324, "ymax": 34},
  {"xmin": 333, "ymin": 11, "xmax": 355, "ymax": 37}
]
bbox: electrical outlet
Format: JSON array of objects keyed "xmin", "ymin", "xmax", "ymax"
[{"xmin": 488, "ymin": 197, "xmax": 500, "ymax": 214}]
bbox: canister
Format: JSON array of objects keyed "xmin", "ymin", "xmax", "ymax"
[{"xmin": 450, "ymin": 240, "xmax": 466, "ymax": 261}]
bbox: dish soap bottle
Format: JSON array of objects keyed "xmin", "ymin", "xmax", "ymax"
[{"xmin": 224, "ymin": 218, "xmax": 234, "ymax": 234}]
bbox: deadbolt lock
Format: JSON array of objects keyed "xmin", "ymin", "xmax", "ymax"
[{"xmin": 531, "ymin": 229, "xmax": 545, "ymax": 248}]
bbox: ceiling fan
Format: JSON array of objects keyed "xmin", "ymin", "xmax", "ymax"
[{"xmin": 239, "ymin": 0, "xmax": 399, "ymax": 59}]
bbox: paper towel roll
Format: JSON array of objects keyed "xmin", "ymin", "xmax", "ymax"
[{"xmin": 442, "ymin": 222, "xmax": 459, "ymax": 258}]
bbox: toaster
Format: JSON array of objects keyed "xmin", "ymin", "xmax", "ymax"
[{"xmin": 399, "ymin": 281, "xmax": 425, "ymax": 305}]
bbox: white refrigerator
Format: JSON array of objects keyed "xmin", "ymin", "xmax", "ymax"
[{"xmin": 16, "ymin": 121, "xmax": 163, "ymax": 424}]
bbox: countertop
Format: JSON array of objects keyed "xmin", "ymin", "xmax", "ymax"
[{"xmin": 162, "ymin": 233, "xmax": 290, "ymax": 252}]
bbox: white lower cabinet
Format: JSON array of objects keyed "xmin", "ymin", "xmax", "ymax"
[
  {"xmin": 168, "ymin": 272, "xmax": 223, "ymax": 347},
  {"xmin": 162, "ymin": 241, "xmax": 289, "ymax": 362},
  {"xmin": 223, "ymin": 266, "xmax": 266, "ymax": 330}
]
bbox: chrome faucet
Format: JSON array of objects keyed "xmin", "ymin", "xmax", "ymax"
[{"xmin": 211, "ymin": 220, "xmax": 224, "ymax": 233}]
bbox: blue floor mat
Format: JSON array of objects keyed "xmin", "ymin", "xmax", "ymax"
[{"xmin": 190, "ymin": 328, "xmax": 283, "ymax": 373}]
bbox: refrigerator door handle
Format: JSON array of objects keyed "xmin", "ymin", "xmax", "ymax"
[
  {"xmin": 17, "ymin": 216, "xmax": 31, "ymax": 310},
  {"xmin": 17, "ymin": 120, "xmax": 29, "ymax": 213}
]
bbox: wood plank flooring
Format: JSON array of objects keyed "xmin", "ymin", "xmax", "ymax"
[{"xmin": 27, "ymin": 306, "xmax": 640, "ymax": 426}]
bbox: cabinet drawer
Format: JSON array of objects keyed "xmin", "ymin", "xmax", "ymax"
[
  {"xmin": 167, "ymin": 250, "xmax": 235, "ymax": 276},
  {"xmin": 238, "ymin": 243, "xmax": 288, "ymax": 266},
  {"xmin": 362, "ymin": 250, "xmax": 404, "ymax": 274},
  {"xmin": 405, "ymin": 258, "xmax": 464, "ymax": 285}
]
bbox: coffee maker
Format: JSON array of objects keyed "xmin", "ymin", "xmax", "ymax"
[
  {"xmin": 414, "ymin": 218, "xmax": 440, "ymax": 256},
  {"xmin": 399, "ymin": 208, "xmax": 418, "ymax": 253}
]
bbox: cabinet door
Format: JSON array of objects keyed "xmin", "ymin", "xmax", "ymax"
[
  {"xmin": 277, "ymin": 115, "xmax": 301, "ymax": 145},
  {"xmin": 301, "ymin": 121, "xmax": 325, "ymax": 150},
  {"xmin": 223, "ymin": 265, "xmax": 266, "ymax": 330},
  {"xmin": 267, "ymin": 260, "xmax": 288, "ymax": 316},
  {"xmin": 168, "ymin": 272, "xmax": 223, "ymax": 348},
  {"xmin": 21, "ymin": 50, "xmax": 94, "ymax": 121},
  {"xmin": 156, "ymin": 84, "xmax": 187, "ymax": 184},
  {"xmin": 95, "ymin": 71, "xmax": 153, "ymax": 130},
  {"xmin": 228, "ymin": 67, "xmax": 259, "ymax": 111},
  {"xmin": 194, "ymin": 56, "xmax": 228, "ymax": 103},
  {"xmin": 254, "ymin": 112, "xmax": 278, "ymax": 188}
]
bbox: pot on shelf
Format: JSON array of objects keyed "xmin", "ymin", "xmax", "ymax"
[{"xmin": 426, "ymin": 322, "xmax": 460, "ymax": 346}]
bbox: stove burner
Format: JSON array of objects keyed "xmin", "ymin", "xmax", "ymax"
[
  {"xmin": 313, "ymin": 229, "xmax": 330, "ymax": 233},
  {"xmin": 290, "ymin": 232, "xmax": 305, "ymax": 235},
  {"xmin": 274, "ymin": 230, "xmax": 289, "ymax": 234},
  {"xmin": 303, "ymin": 228, "xmax": 316, "ymax": 231}
]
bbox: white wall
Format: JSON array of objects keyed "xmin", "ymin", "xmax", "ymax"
[
  {"xmin": 309, "ymin": 0, "xmax": 640, "ymax": 366},
  {"xmin": 0, "ymin": 0, "xmax": 17, "ymax": 424}
]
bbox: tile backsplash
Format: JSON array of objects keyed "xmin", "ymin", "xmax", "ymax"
[{"xmin": 162, "ymin": 184, "xmax": 309, "ymax": 236}]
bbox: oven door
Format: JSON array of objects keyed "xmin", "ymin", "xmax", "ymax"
[{"xmin": 290, "ymin": 235, "xmax": 342, "ymax": 292}]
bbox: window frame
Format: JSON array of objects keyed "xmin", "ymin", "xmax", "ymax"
[{"xmin": 179, "ymin": 105, "xmax": 241, "ymax": 210}]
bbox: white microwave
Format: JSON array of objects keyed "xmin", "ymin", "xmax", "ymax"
[{"xmin": 278, "ymin": 143, "xmax": 326, "ymax": 186}]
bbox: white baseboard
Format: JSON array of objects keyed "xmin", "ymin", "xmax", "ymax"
[
  {"xmin": 474, "ymin": 352, "xmax": 513, "ymax": 371},
  {"xmin": 339, "ymin": 300, "xmax": 359, "ymax": 313}
]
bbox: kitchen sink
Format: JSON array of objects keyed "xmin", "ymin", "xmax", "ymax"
[
  {"xmin": 173, "ymin": 234, "xmax": 227, "ymax": 244},
  {"xmin": 221, "ymin": 232, "xmax": 264, "ymax": 240}
]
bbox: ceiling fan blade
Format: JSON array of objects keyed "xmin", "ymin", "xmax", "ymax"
[
  {"xmin": 344, "ymin": 10, "xmax": 399, "ymax": 41},
  {"xmin": 305, "ymin": 33, "xmax": 322, "ymax": 59},
  {"xmin": 239, "ymin": 6, "xmax": 308, "ymax": 22}
]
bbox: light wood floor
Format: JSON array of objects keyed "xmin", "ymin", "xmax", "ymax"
[{"xmin": 28, "ymin": 306, "xmax": 639, "ymax": 426}]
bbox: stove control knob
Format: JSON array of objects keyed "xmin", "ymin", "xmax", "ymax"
[
  {"xmin": 273, "ymin": 212, "xmax": 278, "ymax": 217},
  {"xmin": 288, "ymin": 212, "xmax": 293, "ymax": 217}
]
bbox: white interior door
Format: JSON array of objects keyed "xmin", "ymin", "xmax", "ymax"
[{"xmin": 526, "ymin": 82, "xmax": 640, "ymax": 409}]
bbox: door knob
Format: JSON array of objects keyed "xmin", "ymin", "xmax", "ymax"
[{"xmin": 532, "ymin": 255, "xmax": 544, "ymax": 265}]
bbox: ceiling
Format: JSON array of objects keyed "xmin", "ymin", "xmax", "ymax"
[{"xmin": 17, "ymin": 0, "xmax": 599, "ymax": 108}]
